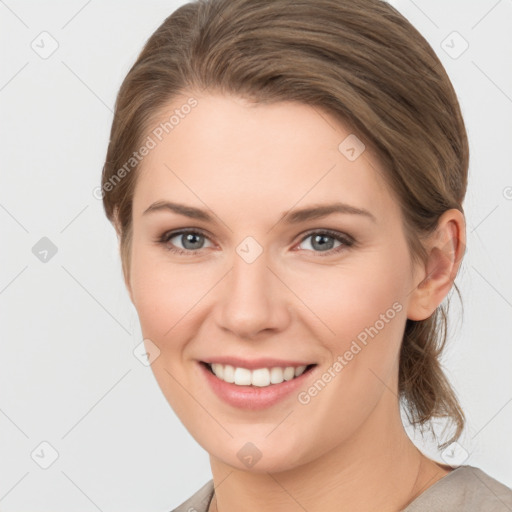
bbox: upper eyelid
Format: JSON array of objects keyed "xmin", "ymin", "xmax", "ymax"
[{"xmin": 161, "ymin": 227, "xmax": 215, "ymax": 244}]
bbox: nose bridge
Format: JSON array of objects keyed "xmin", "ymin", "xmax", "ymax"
[
  {"xmin": 231, "ymin": 244, "xmax": 270, "ymax": 301},
  {"xmin": 215, "ymin": 241, "xmax": 290, "ymax": 337}
]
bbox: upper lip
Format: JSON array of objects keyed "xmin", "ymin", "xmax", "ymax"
[{"xmin": 201, "ymin": 357, "xmax": 316, "ymax": 370}]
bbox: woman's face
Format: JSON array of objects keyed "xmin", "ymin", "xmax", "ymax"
[{"xmin": 127, "ymin": 91, "xmax": 425, "ymax": 472}]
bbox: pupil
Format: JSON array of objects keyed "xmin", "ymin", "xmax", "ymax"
[{"xmin": 312, "ymin": 234, "xmax": 334, "ymax": 251}]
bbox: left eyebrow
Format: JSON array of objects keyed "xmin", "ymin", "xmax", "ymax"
[{"xmin": 281, "ymin": 202, "xmax": 376, "ymax": 224}]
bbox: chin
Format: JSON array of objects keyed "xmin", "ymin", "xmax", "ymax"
[{"xmin": 202, "ymin": 433, "xmax": 314, "ymax": 474}]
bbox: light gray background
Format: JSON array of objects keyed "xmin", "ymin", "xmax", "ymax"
[{"xmin": 1, "ymin": 0, "xmax": 511, "ymax": 510}]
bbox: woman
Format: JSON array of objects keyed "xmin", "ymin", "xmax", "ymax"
[{"xmin": 100, "ymin": 0, "xmax": 512, "ymax": 510}]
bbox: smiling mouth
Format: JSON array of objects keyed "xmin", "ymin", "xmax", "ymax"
[{"xmin": 200, "ymin": 361, "xmax": 317, "ymax": 387}]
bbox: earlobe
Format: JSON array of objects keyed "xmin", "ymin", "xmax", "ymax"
[{"xmin": 407, "ymin": 209, "xmax": 466, "ymax": 321}]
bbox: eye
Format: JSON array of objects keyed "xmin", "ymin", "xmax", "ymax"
[
  {"xmin": 295, "ymin": 230, "xmax": 354, "ymax": 256},
  {"xmin": 157, "ymin": 229, "xmax": 214, "ymax": 256},
  {"xmin": 156, "ymin": 228, "xmax": 355, "ymax": 257}
]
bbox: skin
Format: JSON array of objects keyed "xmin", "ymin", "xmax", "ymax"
[{"xmin": 122, "ymin": 91, "xmax": 465, "ymax": 511}]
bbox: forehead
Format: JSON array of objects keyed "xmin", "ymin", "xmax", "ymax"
[{"xmin": 132, "ymin": 92, "xmax": 396, "ymax": 222}]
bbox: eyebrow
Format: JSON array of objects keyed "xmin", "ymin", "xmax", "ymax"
[{"xmin": 142, "ymin": 200, "xmax": 376, "ymax": 224}]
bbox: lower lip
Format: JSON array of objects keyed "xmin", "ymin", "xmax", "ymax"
[{"xmin": 198, "ymin": 362, "xmax": 317, "ymax": 410}]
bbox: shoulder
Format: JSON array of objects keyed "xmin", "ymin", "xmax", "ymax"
[
  {"xmin": 169, "ymin": 468, "xmax": 512, "ymax": 511},
  {"xmin": 404, "ymin": 465, "xmax": 512, "ymax": 511},
  {"xmin": 170, "ymin": 479, "xmax": 215, "ymax": 512}
]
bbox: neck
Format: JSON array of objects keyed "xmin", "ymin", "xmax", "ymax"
[{"xmin": 208, "ymin": 393, "xmax": 451, "ymax": 512}]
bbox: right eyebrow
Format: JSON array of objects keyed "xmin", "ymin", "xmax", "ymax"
[{"xmin": 142, "ymin": 201, "xmax": 214, "ymax": 222}]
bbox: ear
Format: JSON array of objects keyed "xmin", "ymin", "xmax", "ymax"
[{"xmin": 407, "ymin": 209, "xmax": 466, "ymax": 321}]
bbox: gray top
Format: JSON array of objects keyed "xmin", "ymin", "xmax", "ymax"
[{"xmin": 171, "ymin": 465, "xmax": 512, "ymax": 511}]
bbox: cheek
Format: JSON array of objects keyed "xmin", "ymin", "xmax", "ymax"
[
  {"xmin": 288, "ymin": 245, "xmax": 411, "ymax": 406},
  {"xmin": 128, "ymin": 245, "xmax": 212, "ymax": 412},
  {"xmin": 279, "ymin": 250, "xmax": 411, "ymax": 449},
  {"xmin": 129, "ymin": 240, "xmax": 213, "ymax": 340},
  {"xmin": 289, "ymin": 247, "xmax": 410, "ymax": 347}
]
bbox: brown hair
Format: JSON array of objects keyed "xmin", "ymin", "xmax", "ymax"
[{"xmin": 101, "ymin": 0, "xmax": 468, "ymax": 448}]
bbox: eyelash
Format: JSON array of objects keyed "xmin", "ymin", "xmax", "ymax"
[{"xmin": 156, "ymin": 228, "xmax": 355, "ymax": 257}]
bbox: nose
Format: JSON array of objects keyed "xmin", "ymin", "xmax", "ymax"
[{"xmin": 214, "ymin": 248, "xmax": 292, "ymax": 339}]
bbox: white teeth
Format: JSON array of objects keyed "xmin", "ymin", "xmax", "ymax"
[
  {"xmin": 211, "ymin": 363, "xmax": 224, "ymax": 379},
  {"xmin": 234, "ymin": 367, "xmax": 252, "ymax": 385},
  {"xmin": 251, "ymin": 368, "xmax": 270, "ymax": 387},
  {"xmin": 222, "ymin": 364, "xmax": 235, "ymax": 383},
  {"xmin": 270, "ymin": 367, "xmax": 284, "ymax": 384},
  {"xmin": 208, "ymin": 363, "xmax": 310, "ymax": 387},
  {"xmin": 283, "ymin": 367, "xmax": 295, "ymax": 381},
  {"xmin": 294, "ymin": 365, "xmax": 307, "ymax": 377}
]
